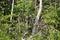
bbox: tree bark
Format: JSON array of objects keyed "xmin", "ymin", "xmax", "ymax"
[
  {"xmin": 10, "ymin": 0, "xmax": 14, "ymax": 21},
  {"xmin": 32, "ymin": 0, "xmax": 42, "ymax": 35}
]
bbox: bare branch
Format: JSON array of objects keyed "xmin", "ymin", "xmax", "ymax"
[
  {"xmin": 32, "ymin": 0, "xmax": 42, "ymax": 34},
  {"xmin": 10, "ymin": 0, "xmax": 14, "ymax": 21}
]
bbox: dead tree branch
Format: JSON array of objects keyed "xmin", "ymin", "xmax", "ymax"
[
  {"xmin": 10, "ymin": 0, "xmax": 14, "ymax": 21},
  {"xmin": 32, "ymin": 0, "xmax": 42, "ymax": 34}
]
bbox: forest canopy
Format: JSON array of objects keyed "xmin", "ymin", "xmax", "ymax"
[{"xmin": 0, "ymin": 0, "xmax": 60, "ymax": 40}]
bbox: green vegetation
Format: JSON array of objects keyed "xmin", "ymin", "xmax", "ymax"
[{"xmin": 0, "ymin": 0, "xmax": 60, "ymax": 40}]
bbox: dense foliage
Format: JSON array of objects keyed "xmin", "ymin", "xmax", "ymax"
[{"xmin": 0, "ymin": 0, "xmax": 60, "ymax": 40}]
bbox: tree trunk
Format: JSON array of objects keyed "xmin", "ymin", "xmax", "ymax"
[
  {"xmin": 10, "ymin": 0, "xmax": 14, "ymax": 21},
  {"xmin": 32, "ymin": 0, "xmax": 42, "ymax": 35}
]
